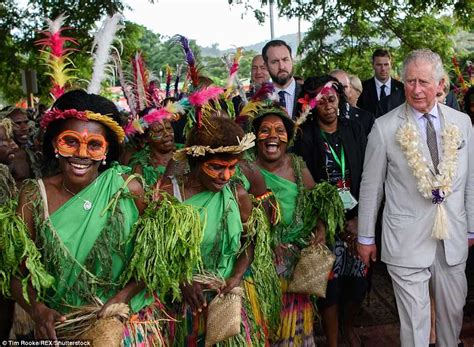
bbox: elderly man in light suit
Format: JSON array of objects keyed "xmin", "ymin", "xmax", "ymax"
[{"xmin": 357, "ymin": 49, "xmax": 474, "ymax": 347}]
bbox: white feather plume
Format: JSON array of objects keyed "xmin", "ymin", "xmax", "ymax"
[
  {"xmin": 87, "ymin": 13, "xmax": 123, "ymax": 94},
  {"xmin": 45, "ymin": 13, "xmax": 67, "ymax": 34}
]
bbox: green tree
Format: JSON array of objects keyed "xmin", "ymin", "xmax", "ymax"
[
  {"xmin": 0, "ymin": 1, "xmax": 127, "ymax": 105},
  {"xmin": 229, "ymin": 0, "xmax": 473, "ymax": 80}
]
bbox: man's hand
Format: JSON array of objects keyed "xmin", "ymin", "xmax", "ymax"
[{"xmin": 357, "ymin": 243, "xmax": 377, "ymax": 267}]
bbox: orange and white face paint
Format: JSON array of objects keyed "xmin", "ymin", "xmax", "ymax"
[
  {"xmin": 55, "ymin": 129, "xmax": 108, "ymax": 161},
  {"xmin": 257, "ymin": 119, "xmax": 288, "ymax": 143},
  {"xmin": 202, "ymin": 158, "xmax": 239, "ymax": 181}
]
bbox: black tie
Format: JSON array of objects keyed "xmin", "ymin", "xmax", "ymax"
[
  {"xmin": 424, "ymin": 113, "xmax": 439, "ymax": 173},
  {"xmin": 379, "ymin": 84, "xmax": 386, "ymax": 100},
  {"xmin": 278, "ymin": 90, "xmax": 286, "ymax": 108}
]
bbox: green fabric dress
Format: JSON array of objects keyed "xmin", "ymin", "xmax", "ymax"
[
  {"xmin": 259, "ymin": 154, "xmax": 317, "ymax": 346},
  {"xmin": 34, "ymin": 165, "xmax": 151, "ymax": 313},
  {"xmin": 170, "ymin": 182, "xmax": 267, "ymax": 346},
  {"xmin": 259, "ymin": 154, "xmax": 307, "ymax": 248},
  {"xmin": 183, "ymin": 185, "xmax": 242, "ymax": 279}
]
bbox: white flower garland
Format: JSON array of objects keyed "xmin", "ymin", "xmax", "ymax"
[{"xmin": 396, "ymin": 109, "xmax": 461, "ymax": 239}]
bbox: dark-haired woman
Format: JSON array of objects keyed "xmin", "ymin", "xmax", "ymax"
[
  {"xmin": 128, "ymin": 116, "xmax": 176, "ymax": 187},
  {"xmin": 10, "ymin": 90, "xmax": 162, "ymax": 344},
  {"xmin": 294, "ymin": 76, "xmax": 368, "ymax": 347},
  {"xmin": 158, "ymin": 116, "xmax": 267, "ymax": 345},
  {"xmin": 252, "ymin": 105, "xmax": 329, "ymax": 346}
]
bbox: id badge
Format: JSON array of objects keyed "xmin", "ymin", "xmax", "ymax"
[{"xmin": 338, "ymin": 189, "xmax": 358, "ymax": 210}]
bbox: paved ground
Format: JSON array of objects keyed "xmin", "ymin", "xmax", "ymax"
[{"xmin": 314, "ymin": 249, "xmax": 474, "ymax": 347}]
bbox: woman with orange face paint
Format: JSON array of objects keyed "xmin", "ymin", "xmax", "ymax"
[
  {"xmin": 127, "ymin": 108, "xmax": 178, "ymax": 187},
  {"xmin": 252, "ymin": 104, "xmax": 330, "ymax": 346},
  {"xmin": 158, "ymin": 116, "xmax": 269, "ymax": 345},
  {"xmin": 8, "ymin": 90, "xmax": 166, "ymax": 345}
]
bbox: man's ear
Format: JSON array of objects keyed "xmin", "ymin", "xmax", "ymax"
[{"xmin": 436, "ymin": 78, "xmax": 445, "ymax": 95}]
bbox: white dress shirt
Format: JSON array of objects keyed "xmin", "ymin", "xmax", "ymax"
[
  {"xmin": 375, "ymin": 77, "xmax": 392, "ymax": 100},
  {"xmin": 275, "ymin": 78, "xmax": 296, "ymax": 118}
]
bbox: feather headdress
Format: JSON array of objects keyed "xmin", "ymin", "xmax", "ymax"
[
  {"xmin": 224, "ymin": 47, "xmax": 243, "ymax": 99},
  {"xmin": 173, "ymin": 35, "xmax": 200, "ymax": 89},
  {"xmin": 132, "ymin": 52, "xmax": 151, "ymax": 111},
  {"xmin": 112, "ymin": 53, "xmax": 137, "ymax": 117},
  {"xmin": 174, "ymin": 64, "xmax": 182, "ymax": 98},
  {"xmin": 165, "ymin": 65, "xmax": 172, "ymax": 98},
  {"xmin": 35, "ymin": 14, "xmax": 78, "ymax": 100},
  {"xmin": 187, "ymin": 86, "xmax": 225, "ymax": 128},
  {"xmin": 123, "ymin": 100, "xmax": 186, "ymax": 140},
  {"xmin": 87, "ymin": 13, "xmax": 124, "ymax": 94},
  {"xmin": 238, "ymin": 82, "xmax": 274, "ymax": 118}
]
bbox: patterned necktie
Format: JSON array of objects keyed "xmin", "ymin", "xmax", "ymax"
[
  {"xmin": 424, "ymin": 113, "xmax": 439, "ymax": 173},
  {"xmin": 379, "ymin": 84, "xmax": 386, "ymax": 100},
  {"xmin": 278, "ymin": 90, "xmax": 287, "ymax": 108}
]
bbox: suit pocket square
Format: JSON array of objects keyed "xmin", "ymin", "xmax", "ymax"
[{"xmin": 457, "ymin": 139, "xmax": 465, "ymax": 150}]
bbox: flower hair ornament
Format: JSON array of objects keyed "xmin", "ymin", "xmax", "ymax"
[
  {"xmin": 41, "ymin": 108, "xmax": 126, "ymax": 143},
  {"xmin": 296, "ymin": 81, "xmax": 335, "ymax": 127}
]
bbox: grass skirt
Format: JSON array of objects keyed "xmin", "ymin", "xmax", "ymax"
[{"xmin": 272, "ymin": 280, "xmax": 316, "ymax": 347}]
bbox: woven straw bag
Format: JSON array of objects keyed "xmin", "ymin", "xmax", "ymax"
[
  {"xmin": 287, "ymin": 243, "xmax": 335, "ymax": 297},
  {"xmin": 79, "ymin": 316, "xmax": 124, "ymax": 346},
  {"xmin": 54, "ymin": 303, "xmax": 129, "ymax": 346},
  {"xmin": 205, "ymin": 286, "xmax": 243, "ymax": 346}
]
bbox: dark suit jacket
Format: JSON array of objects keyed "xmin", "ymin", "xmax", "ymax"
[
  {"xmin": 293, "ymin": 117, "xmax": 367, "ymax": 219},
  {"xmin": 445, "ymin": 90, "xmax": 460, "ymax": 111},
  {"xmin": 358, "ymin": 77, "xmax": 405, "ymax": 117},
  {"xmin": 347, "ymin": 105, "xmax": 375, "ymax": 137}
]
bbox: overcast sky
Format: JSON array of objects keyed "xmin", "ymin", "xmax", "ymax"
[{"xmin": 123, "ymin": 0, "xmax": 311, "ymax": 49}]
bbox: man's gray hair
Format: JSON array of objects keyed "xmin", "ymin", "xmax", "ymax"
[
  {"xmin": 329, "ymin": 69, "xmax": 349, "ymax": 78},
  {"xmin": 401, "ymin": 49, "xmax": 445, "ymax": 83}
]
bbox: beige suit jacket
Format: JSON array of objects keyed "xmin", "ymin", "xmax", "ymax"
[{"xmin": 358, "ymin": 102, "xmax": 474, "ymax": 267}]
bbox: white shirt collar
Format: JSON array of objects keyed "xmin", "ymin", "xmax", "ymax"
[
  {"xmin": 412, "ymin": 103, "xmax": 439, "ymax": 120},
  {"xmin": 374, "ymin": 76, "xmax": 391, "ymax": 88},
  {"xmin": 275, "ymin": 78, "xmax": 296, "ymax": 97}
]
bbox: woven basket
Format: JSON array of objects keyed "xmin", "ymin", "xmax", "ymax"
[
  {"xmin": 55, "ymin": 303, "xmax": 129, "ymax": 346},
  {"xmin": 79, "ymin": 316, "xmax": 124, "ymax": 347},
  {"xmin": 287, "ymin": 243, "xmax": 335, "ymax": 297},
  {"xmin": 205, "ymin": 286, "xmax": 243, "ymax": 346}
]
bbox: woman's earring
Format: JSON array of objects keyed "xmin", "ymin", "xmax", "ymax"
[
  {"xmin": 102, "ymin": 156, "xmax": 107, "ymax": 165},
  {"xmin": 54, "ymin": 149, "xmax": 59, "ymax": 158}
]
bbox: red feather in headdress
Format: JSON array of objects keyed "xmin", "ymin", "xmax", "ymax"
[
  {"xmin": 132, "ymin": 52, "xmax": 150, "ymax": 111},
  {"xmin": 250, "ymin": 82, "xmax": 274, "ymax": 102},
  {"xmin": 35, "ymin": 14, "xmax": 78, "ymax": 100},
  {"xmin": 148, "ymin": 80, "xmax": 162, "ymax": 108}
]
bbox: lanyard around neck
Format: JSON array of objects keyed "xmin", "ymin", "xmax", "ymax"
[{"xmin": 320, "ymin": 130, "xmax": 345, "ymax": 180}]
